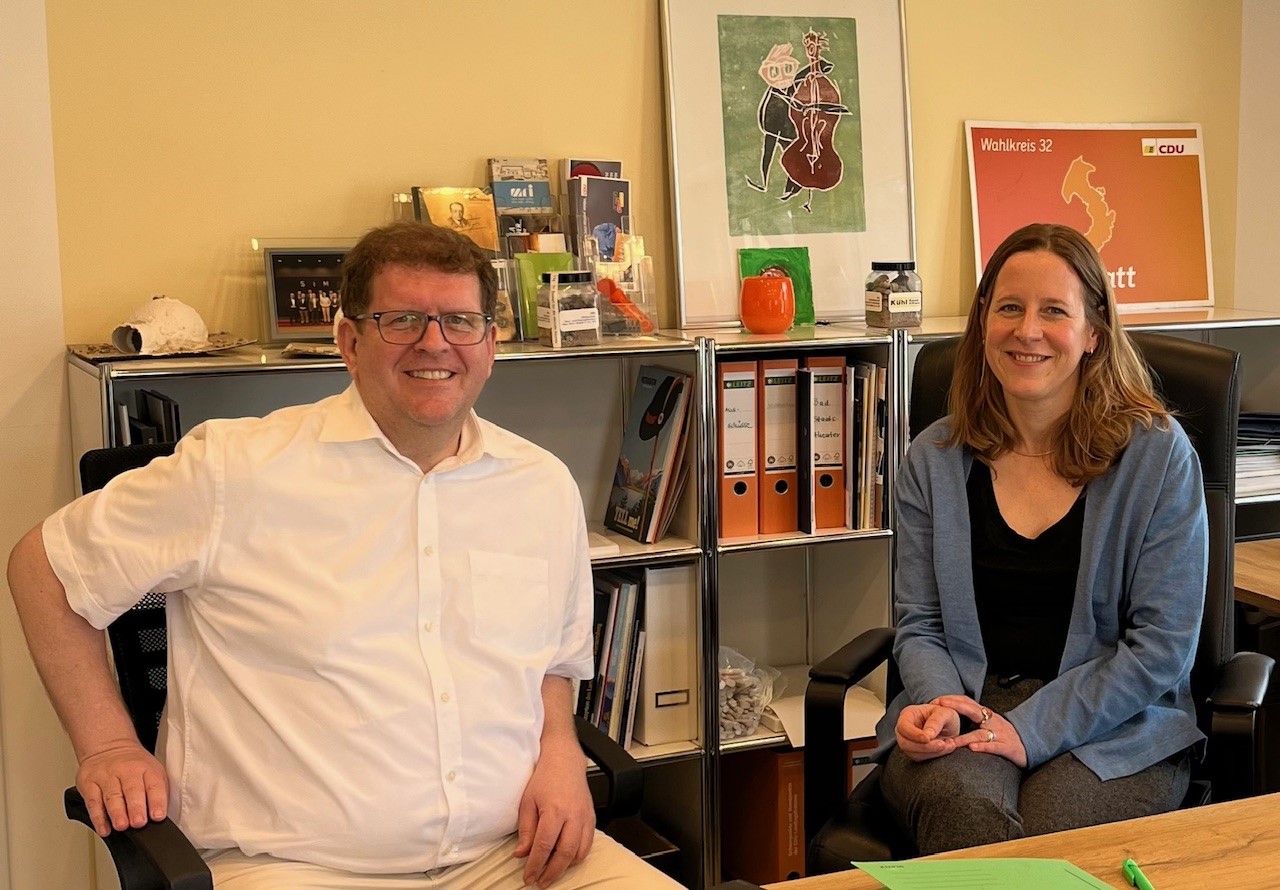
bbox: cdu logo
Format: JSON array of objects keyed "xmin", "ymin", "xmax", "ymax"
[{"xmin": 1142, "ymin": 138, "xmax": 1201, "ymax": 157}]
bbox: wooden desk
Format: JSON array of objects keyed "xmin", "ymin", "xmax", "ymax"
[
  {"xmin": 767, "ymin": 793, "xmax": 1280, "ymax": 889},
  {"xmin": 1236, "ymin": 539, "xmax": 1280, "ymax": 613}
]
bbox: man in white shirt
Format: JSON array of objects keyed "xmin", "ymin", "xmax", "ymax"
[{"xmin": 8, "ymin": 222, "xmax": 680, "ymax": 889}]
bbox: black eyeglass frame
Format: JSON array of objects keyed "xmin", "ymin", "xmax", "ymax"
[{"xmin": 351, "ymin": 310, "xmax": 494, "ymax": 346}]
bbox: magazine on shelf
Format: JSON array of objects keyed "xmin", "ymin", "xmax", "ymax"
[{"xmin": 604, "ymin": 366, "xmax": 693, "ymax": 544}]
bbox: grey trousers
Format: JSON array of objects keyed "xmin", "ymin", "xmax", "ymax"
[{"xmin": 880, "ymin": 676, "xmax": 1191, "ymax": 855}]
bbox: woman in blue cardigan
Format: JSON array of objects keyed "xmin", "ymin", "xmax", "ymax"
[{"xmin": 877, "ymin": 223, "xmax": 1207, "ymax": 853}]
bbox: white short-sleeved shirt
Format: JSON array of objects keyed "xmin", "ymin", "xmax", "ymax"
[{"xmin": 43, "ymin": 386, "xmax": 595, "ymax": 873}]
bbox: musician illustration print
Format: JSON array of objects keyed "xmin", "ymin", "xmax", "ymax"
[{"xmin": 718, "ymin": 15, "xmax": 866, "ymax": 236}]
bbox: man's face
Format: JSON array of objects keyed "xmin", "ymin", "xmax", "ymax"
[
  {"xmin": 449, "ymin": 203, "xmax": 465, "ymax": 222},
  {"xmin": 338, "ymin": 264, "xmax": 495, "ymax": 453}
]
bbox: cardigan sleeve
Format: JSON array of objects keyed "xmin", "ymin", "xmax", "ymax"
[
  {"xmin": 892, "ymin": 435, "xmax": 968, "ymax": 704},
  {"xmin": 1005, "ymin": 427, "xmax": 1208, "ymax": 769}
]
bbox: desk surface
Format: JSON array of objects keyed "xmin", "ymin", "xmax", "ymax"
[
  {"xmin": 768, "ymin": 793, "xmax": 1280, "ymax": 889},
  {"xmin": 1236, "ymin": 539, "xmax": 1280, "ymax": 612}
]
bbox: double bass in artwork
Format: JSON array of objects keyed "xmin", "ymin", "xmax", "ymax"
[{"xmin": 779, "ymin": 30, "xmax": 851, "ymax": 212}]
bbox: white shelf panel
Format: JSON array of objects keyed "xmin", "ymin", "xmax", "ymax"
[{"xmin": 718, "ymin": 526, "xmax": 893, "ymax": 555}]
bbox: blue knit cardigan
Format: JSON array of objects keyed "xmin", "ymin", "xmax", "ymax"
[{"xmin": 875, "ymin": 417, "xmax": 1208, "ymax": 780}]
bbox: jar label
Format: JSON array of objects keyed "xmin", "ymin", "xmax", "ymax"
[
  {"xmin": 888, "ymin": 291, "xmax": 922, "ymax": 313},
  {"xmin": 865, "ymin": 291, "xmax": 883, "ymax": 311},
  {"xmin": 558, "ymin": 307, "xmax": 599, "ymax": 331}
]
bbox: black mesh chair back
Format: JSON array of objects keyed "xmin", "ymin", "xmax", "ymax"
[{"xmin": 79, "ymin": 441, "xmax": 177, "ymax": 754}]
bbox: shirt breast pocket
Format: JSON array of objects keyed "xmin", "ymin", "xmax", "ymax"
[{"xmin": 467, "ymin": 550, "xmax": 551, "ymax": 654}]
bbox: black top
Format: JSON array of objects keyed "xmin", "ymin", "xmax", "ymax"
[{"xmin": 968, "ymin": 459, "xmax": 1085, "ymax": 682}]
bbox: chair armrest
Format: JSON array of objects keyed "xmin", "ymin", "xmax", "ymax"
[
  {"xmin": 1206, "ymin": 651, "xmax": 1276, "ymax": 802},
  {"xmin": 1207, "ymin": 650, "xmax": 1275, "ymax": 711},
  {"xmin": 804, "ymin": 627, "xmax": 894, "ymax": 859},
  {"xmin": 65, "ymin": 787, "xmax": 212, "ymax": 890},
  {"xmin": 809, "ymin": 627, "xmax": 896, "ymax": 686},
  {"xmin": 575, "ymin": 715, "xmax": 642, "ymax": 822}
]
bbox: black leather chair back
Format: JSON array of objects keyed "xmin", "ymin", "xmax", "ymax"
[
  {"xmin": 79, "ymin": 442, "xmax": 177, "ymax": 754},
  {"xmin": 909, "ymin": 332, "xmax": 1240, "ymax": 730}
]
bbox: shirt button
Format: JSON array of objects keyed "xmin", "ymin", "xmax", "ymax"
[
  {"xmin": 446, "ymin": 770, "xmax": 456, "ymax": 781},
  {"xmin": 423, "ymin": 621, "xmax": 433, "ymax": 632},
  {"xmin": 441, "ymin": 692, "xmax": 451, "ymax": 703},
  {"xmin": 423, "ymin": 545, "xmax": 434, "ymax": 556}
]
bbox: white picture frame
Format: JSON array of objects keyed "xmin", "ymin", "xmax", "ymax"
[{"xmin": 662, "ymin": 0, "xmax": 915, "ymax": 328}]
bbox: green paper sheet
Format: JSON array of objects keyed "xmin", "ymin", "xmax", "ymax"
[{"xmin": 853, "ymin": 857, "xmax": 1114, "ymax": 889}]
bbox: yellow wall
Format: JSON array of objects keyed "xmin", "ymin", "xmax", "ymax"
[
  {"xmin": 46, "ymin": 1, "xmax": 1245, "ymax": 342},
  {"xmin": 905, "ymin": 0, "xmax": 1242, "ymax": 315}
]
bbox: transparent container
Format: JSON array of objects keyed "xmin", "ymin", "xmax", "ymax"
[
  {"xmin": 537, "ymin": 270, "xmax": 601, "ymax": 348},
  {"xmin": 865, "ymin": 261, "xmax": 923, "ymax": 328}
]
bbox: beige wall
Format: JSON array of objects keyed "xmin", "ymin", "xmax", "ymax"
[
  {"xmin": 44, "ymin": 1, "xmax": 1248, "ymax": 342},
  {"xmin": 1235, "ymin": 0, "xmax": 1280, "ymax": 311},
  {"xmin": 2, "ymin": 2, "xmax": 1265, "ymax": 888},
  {"xmin": 0, "ymin": 0, "xmax": 85, "ymax": 888},
  {"xmin": 906, "ymin": 0, "xmax": 1243, "ymax": 315}
]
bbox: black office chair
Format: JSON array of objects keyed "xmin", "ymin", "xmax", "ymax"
[
  {"xmin": 803, "ymin": 333, "xmax": 1276, "ymax": 874},
  {"xmin": 64, "ymin": 443, "xmax": 647, "ymax": 890}
]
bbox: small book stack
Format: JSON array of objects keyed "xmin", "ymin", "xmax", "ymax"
[
  {"xmin": 577, "ymin": 568, "xmax": 647, "ymax": 748},
  {"xmin": 1238, "ymin": 412, "xmax": 1280, "ymax": 498},
  {"xmin": 604, "ymin": 366, "xmax": 693, "ymax": 544}
]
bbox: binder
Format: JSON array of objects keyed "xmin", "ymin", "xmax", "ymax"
[
  {"xmin": 720, "ymin": 748, "xmax": 806, "ymax": 883},
  {"xmin": 802, "ymin": 356, "xmax": 847, "ymax": 530},
  {"xmin": 851, "ymin": 362, "xmax": 878, "ymax": 529},
  {"xmin": 757, "ymin": 358, "xmax": 799, "ymax": 534},
  {"xmin": 718, "ymin": 361, "xmax": 759, "ymax": 538},
  {"xmin": 633, "ymin": 564, "xmax": 698, "ymax": 746}
]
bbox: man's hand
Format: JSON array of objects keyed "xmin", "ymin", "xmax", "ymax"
[
  {"xmin": 894, "ymin": 702, "xmax": 963, "ymax": 762},
  {"xmin": 933, "ymin": 694, "xmax": 1029, "ymax": 768},
  {"xmin": 513, "ymin": 736, "xmax": 595, "ymax": 888},
  {"xmin": 514, "ymin": 676, "xmax": 596, "ymax": 888},
  {"xmin": 76, "ymin": 741, "xmax": 169, "ymax": 836}
]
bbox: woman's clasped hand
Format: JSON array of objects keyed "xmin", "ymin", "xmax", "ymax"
[{"xmin": 894, "ymin": 695, "xmax": 1027, "ymax": 768}]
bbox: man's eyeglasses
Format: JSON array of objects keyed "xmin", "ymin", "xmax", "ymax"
[{"xmin": 352, "ymin": 311, "xmax": 493, "ymax": 346}]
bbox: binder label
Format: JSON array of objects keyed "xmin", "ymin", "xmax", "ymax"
[
  {"xmin": 722, "ymin": 372, "xmax": 756, "ymax": 476},
  {"xmin": 762, "ymin": 370, "xmax": 797, "ymax": 472}
]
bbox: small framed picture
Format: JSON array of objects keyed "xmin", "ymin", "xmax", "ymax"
[{"xmin": 261, "ymin": 245, "xmax": 351, "ymax": 343}]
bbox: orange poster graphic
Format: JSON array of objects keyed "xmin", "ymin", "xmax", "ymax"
[{"xmin": 966, "ymin": 122, "xmax": 1213, "ymax": 308}]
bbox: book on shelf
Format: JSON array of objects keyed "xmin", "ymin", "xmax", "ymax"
[
  {"xmin": 621, "ymin": 629, "xmax": 647, "ymax": 750},
  {"xmin": 583, "ymin": 569, "xmax": 646, "ymax": 744},
  {"xmin": 604, "ymin": 366, "xmax": 693, "ymax": 544},
  {"xmin": 412, "ymin": 186, "xmax": 499, "ymax": 253},
  {"xmin": 566, "ymin": 174, "xmax": 632, "ymax": 261},
  {"xmin": 140, "ymin": 389, "xmax": 182, "ymax": 443},
  {"xmin": 488, "ymin": 157, "xmax": 555, "ymax": 215}
]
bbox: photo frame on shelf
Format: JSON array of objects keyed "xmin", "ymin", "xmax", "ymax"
[
  {"xmin": 661, "ymin": 0, "xmax": 915, "ymax": 328},
  {"xmin": 260, "ymin": 243, "xmax": 352, "ymax": 343}
]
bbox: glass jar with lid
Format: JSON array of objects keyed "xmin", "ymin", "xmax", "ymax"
[
  {"xmin": 537, "ymin": 271, "xmax": 601, "ymax": 348},
  {"xmin": 864, "ymin": 261, "xmax": 923, "ymax": 328}
]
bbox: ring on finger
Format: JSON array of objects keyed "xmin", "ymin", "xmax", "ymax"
[
  {"xmin": 980, "ymin": 707, "xmax": 991, "ymax": 724},
  {"xmin": 986, "ymin": 728, "xmax": 996, "ymax": 743}
]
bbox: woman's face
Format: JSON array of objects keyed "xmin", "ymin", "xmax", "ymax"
[{"xmin": 982, "ymin": 250, "xmax": 1099, "ymax": 418}]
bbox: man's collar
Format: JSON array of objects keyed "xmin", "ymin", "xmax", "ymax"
[{"xmin": 319, "ymin": 385, "xmax": 520, "ymax": 466}]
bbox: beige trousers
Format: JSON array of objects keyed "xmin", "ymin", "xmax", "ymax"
[{"xmin": 205, "ymin": 832, "xmax": 685, "ymax": 889}]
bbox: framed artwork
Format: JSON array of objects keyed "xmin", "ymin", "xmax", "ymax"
[
  {"xmin": 662, "ymin": 0, "xmax": 915, "ymax": 327},
  {"xmin": 261, "ymin": 245, "xmax": 351, "ymax": 343},
  {"xmin": 966, "ymin": 121, "xmax": 1213, "ymax": 310}
]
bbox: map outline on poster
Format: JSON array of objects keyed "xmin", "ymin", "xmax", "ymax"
[{"xmin": 966, "ymin": 121, "xmax": 1213, "ymax": 311}]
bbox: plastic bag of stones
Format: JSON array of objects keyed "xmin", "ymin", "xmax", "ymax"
[{"xmin": 718, "ymin": 645, "xmax": 784, "ymax": 739}]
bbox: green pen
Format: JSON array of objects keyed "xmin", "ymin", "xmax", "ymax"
[{"xmin": 1123, "ymin": 858, "xmax": 1156, "ymax": 890}]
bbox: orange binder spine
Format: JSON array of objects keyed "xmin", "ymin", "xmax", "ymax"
[
  {"xmin": 718, "ymin": 361, "xmax": 759, "ymax": 538},
  {"xmin": 802, "ymin": 356, "xmax": 847, "ymax": 530},
  {"xmin": 757, "ymin": 358, "xmax": 799, "ymax": 535}
]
